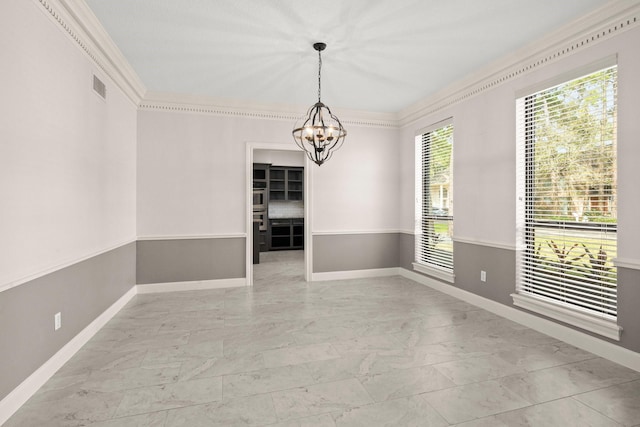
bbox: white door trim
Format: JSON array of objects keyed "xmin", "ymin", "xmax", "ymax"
[{"xmin": 245, "ymin": 142, "xmax": 312, "ymax": 285}]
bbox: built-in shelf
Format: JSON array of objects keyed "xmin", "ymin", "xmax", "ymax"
[
  {"xmin": 269, "ymin": 166, "xmax": 303, "ymax": 201},
  {"xmin": 269, "ymin": 218, "xmax": 304, "ymax": 250}
]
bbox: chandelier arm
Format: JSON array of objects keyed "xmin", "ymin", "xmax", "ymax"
[{"xmin": 312, "ymin": 105, "xmax": 321, "ymax": 138}]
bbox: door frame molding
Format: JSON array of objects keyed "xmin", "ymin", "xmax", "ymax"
[{"xmin": 245, "ymin": 142, "xmax": 312, "ymax": 286}]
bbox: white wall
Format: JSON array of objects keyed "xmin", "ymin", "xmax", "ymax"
[
  {"xmin": 254, "ymin": 149, "xmax": 305, "ymax": 167},
  {"xmin": 137, "ymin": 111, "xmax": 400, "ymax": 237},
  {"xmin": 0, "ymin": 0, "xmax": 137, "ymax": 289},
  {"xmin": 400, "ymin": 24, "xmax": 640, "ymax": 263},
  {"xmin": 311, "ymin": 125, "xmax": 401, "ymax": 233}
]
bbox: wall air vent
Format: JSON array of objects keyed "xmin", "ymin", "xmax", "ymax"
[{"xmin": 93, "ymin": 75, "xmax": 106, "ymax": 99}]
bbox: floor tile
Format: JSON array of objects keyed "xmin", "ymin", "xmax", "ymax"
[
  {"xmin": 331, "ymin": 334, "xmax": 401, "ymax": 355},
  {"xmin": 186, "ymin": 326, "xmax": 233, "ymax": 344},
  {"xmin": 433, "ymin": 354, "xmax": 525, "ymax": 385},
  {"xmin": 28, "ymin": 372, "xmax": 90, "ymax": 404},
  {"xmin": 447, "ymin": 335, "xmax": 525, "ymax": 355},
  {"xmin": 290, "ymin": 319, "xmax": 368, "ymax": 345},
  {"xmin": 574, "ymin": 379, "xmax": 640, "ymax": 426},
  {"xmin": 371, "ymin": 309, "xmax": 498, "ymax": 333},
  {"xmin": 55, "ymin": 348, "xmax": 148, "ymax": 377},
  {"xmin": 271, "ymin": 378, "xmax": 374, "ymax": 421},
  {"xmin": 82, "ymin": 363, "xmax": 181, "ymax": 392},
  {"xmin": 494, "ymin": 341, "xmax": 596, "ymax": 372},
  {"xmin": 266, "ymin": 413, "xmax": 337, "ymax": 427},
  {"xmin": 325, "ymin": 342, "xmax": 490, "ymax": 375},
  {"xmin": 333, "ymin": 395, "xmax": 448, "ymax": 426},
  {"xmin": 223, "ymin": 329, "xmax": 298, "ymax": 357},
  {"xmin": 114, "ymin": 376, "xmax": 223, "ymax": 417},
  {"xmin": 453, "ymin": 397, "xmax": 621, "ymax": 427},
  {"xmin": 89, "ymin": 411, "xmax": 168, "ymax": 427},
  {"xmin": 423, "ymin": 380, "xmax": 531, "ymax": 424},
  {"xmin": 164, "ymin": 394, "xmax": 277, "ymax": 426},
  {"xmin": 142, "ymin": 339, "xmax": 224, "ymax": 366},
  {"xmin": 157, "ymin": 309, "xmax": 225, "ymax": 334},
  {"xmin": 262, "ymin": 342, "xmax": 340, "ymax": 368},
  {"xmin": 498, "ymin": 358, "xmax": 640, "ymax": 404},
  {"xmin": 303, "ymin": 353, "xmax": 383, "ymax": 383},
  {"xmin": 108, "ymin": 331, "xmax": 191, "ymax": 353},
  {"xmin": 501, "ymin": 328, "xmax": 563, "ymax": 347},
  {"xmin": 4, "ymin": 390, "xmax": 124, "ymax": 427},
  {"xmin": 90, "ymin": 325, "xmax": 161, "ymax": 343},
  {"xmin": 358, "ymin": 364, "xmax": 455, "ymax": 402},
  {"xmin": 393, "ymin": 318, "xmax": 520, "ymax": 348},
  {"xmin": 179, "ymin": 352, "xmax": 266, "ymax": 381},
  {"xmin": 223, "ymin": 364, "xmax": 316, "ymax": 399}
]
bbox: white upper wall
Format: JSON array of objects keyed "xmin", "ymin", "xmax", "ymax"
[
  {"xmin": 311, "ymin": 125, "xmax": 400, "ymax": 233},
  {"xmin": 136, "ymin": 110, "xmax": 400, "ymax": 237},
  {"xmin": 0, "ymin": 0, "xmax": 137, "ymax": 290},
  {"xmin": 254, "ymin": 149, "xmax": 305, "ymax": 167},
  {"xmin": 400, "ymin": 23, "xmax": 640, "ymax": 262}
]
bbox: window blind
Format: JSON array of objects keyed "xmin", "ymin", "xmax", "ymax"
[
  {"xmin": 516, "ymin": 66, "xmax": 617, "ymax": 320},
  {"xmin": 416, "ymin": 123, "xmax": 454, "ymax": 272}
]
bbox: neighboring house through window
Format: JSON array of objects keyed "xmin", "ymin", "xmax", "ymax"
[
  {"xmin": 415, "ymin": 121, "xmax": 454, "ymax": 282},
  {"xmin": 514, "ymin": 60, "xmax": 620, "ymax": 340}
]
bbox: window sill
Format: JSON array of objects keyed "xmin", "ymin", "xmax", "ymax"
[
  {"xmin": 511, "ymin": 293, "xmax": 622, "ymax": 341},
  {"xmin": 412, "ymin": 263, "xmax": 455, "ymax": 283}
]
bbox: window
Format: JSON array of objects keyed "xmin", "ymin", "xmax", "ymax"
[
  {"xmin": 415, "ymin": 122, "xmax": 454, "ymax": 282},
  {"xmin": 515, "ymin": 63, "xmax": 620, "ymax": 339}
]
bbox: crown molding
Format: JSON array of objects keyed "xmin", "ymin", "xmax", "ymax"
[
  {"xmin": 398, "ymin": 0, "xmax": 640, "ymax": 127},
  {"xmin": 140, "ymin": 91, "xmax": 399, "ymax": 129},
  {"xmin": 34, "ymin": 0, "xmax": 639, "ymax": 130},
  {"xmin": 35, "ymin": 0, "xmax": 146, "ymax": 105}
]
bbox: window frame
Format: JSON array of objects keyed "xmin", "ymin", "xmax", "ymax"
[
  {"xmin": 414, "ymin": 119, "xmax": 455, "ymax": 283},
  {"xmin": 513, "ymin": 59, "xmax": 621, "ymax": 340}
]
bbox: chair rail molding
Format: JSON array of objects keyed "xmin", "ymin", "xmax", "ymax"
[{"xmin": 0, "ymin": 238, "xmax": 136, "ymax": 294}]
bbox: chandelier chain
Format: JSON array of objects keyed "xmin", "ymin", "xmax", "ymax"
[{"xmin": 317, "ymin": 49, "xmax": 322, "ymax": 102}]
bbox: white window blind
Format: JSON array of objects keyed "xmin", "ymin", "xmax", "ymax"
[
  {"xmin": 516, "ymin": 65, "xmax": 617, "ymax": 322},
  {"xmin": 416, "ymin": 123, "xmax": 454, "ymax": 273}
]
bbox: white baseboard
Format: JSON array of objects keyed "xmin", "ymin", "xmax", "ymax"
[
  {"xmin": 399, "ymin": 268, "xmax": 640, "ymax": 373},
  {"xmin": 311, "ymin": 267, "xmax": 400, "ymax": 282},
  {"xmin": 136, "ymin": 277, "xmax": 247, "ymax": 294},
  {"xmin": 0, "ymin": 286, "xmax": 137, "ymax": 426}
]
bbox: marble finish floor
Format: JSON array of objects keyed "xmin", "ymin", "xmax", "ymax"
[{"xmin": 6, "ymin": 250, "xmax": 640, "ymax": 426}]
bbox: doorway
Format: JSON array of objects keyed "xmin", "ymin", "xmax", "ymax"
[{"xmin": 245, "ymin": 143, "xmax": 312, "ymax": 286}]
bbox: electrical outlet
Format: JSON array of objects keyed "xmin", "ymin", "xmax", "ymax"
[
  {"xmin": 54, "ymin": 312, "xmax": 61, "ymax": 331},
  {"xmin": 480, "ymin": 270, "xmax": 487, "ymax": 282}
]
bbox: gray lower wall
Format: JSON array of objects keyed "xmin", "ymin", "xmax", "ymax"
[
  {"xmin": 404, "ymin": 239, "xmax": 640, "ymax": 354},
  {"xmin": 615, "ymin": 267, "xmax": 640, "ymax": 353},
  {"xmin": 136, "ymin": 238, "xmax": 245, "ymax": 284},
  {"xmin": 399, "ymin": 232, "xmax": 415, "ymax": 271},
  {"xmin": 313, "ymin": 233, "xmax": 400, "ymax": 273},
  {"xmin": 452, "ymin": 241, "xmax": 516, "ymax": 307},
  {"xmin": 0, "ymin": 242, "xmax": 136, "ymax": 401}
]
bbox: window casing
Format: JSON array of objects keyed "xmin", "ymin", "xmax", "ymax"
[
  {"xmin": 515, "ymin": 64, "xmax": 619, "ymax": 339},
  {"xmin": 415, "ymin": 122, "xmax": 454, "ymax": 281}
]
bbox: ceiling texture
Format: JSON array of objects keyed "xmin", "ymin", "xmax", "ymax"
[{"xmin": 84, "ymin": 0, "xmax": 612, "ymax": 114}]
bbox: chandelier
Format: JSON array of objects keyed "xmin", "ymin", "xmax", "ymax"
[{"xmin": 292, "ymin": 42, "xmax": 346, "ymax": 166}]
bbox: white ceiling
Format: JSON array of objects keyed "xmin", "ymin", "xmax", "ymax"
[{"xmin": 85, "ymin": 0, "xmax": 611, "ymax": 113}]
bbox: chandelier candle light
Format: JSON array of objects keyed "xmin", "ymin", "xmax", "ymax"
[{"xmin": 292, "ymin": 42, "xmax": 346, "ymax": 166}]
